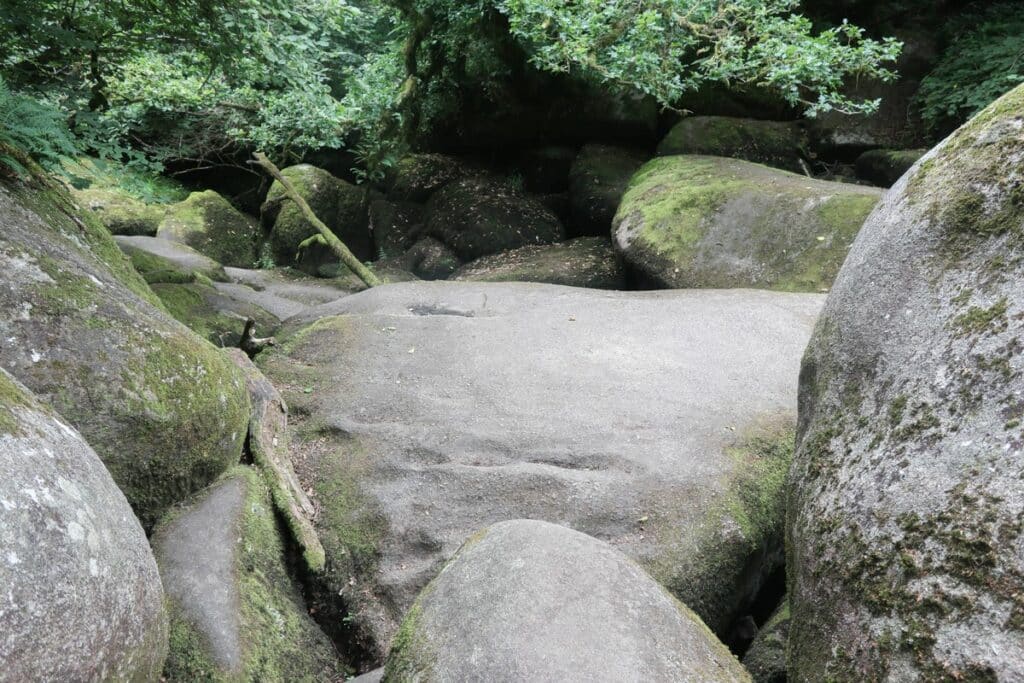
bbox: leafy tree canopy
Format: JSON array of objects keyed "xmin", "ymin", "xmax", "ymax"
[{"xmin": 1, "ymin": 0, "xmax": 904, "ymax": 178}]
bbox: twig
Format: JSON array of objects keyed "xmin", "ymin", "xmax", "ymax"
[{"xmin": 249, "ymin": 152, "xmax": 382, "ymax": 287}]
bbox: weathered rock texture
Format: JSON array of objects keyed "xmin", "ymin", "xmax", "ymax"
[
  {"xmin": 742, "ymin": 600, "xmax": 789, "ymax": 683},
  {"xmin": 116, "ymin": 235, "xmax": 228, "ymax": 283},
  {"xmin": 157, "ymin": 190, "xmax": 259, "ymax": 267},
  {"xmin": 72, "ymin": 187, "xmax": 166, "ymax": 236},
  {"xmin": 0, "ymin": 368, "xmax": 168, "ymax": 681},
  {"xmin": 657, "ymin": 116, "xmax": 808, "ymax": 173},
  {"xmin": 261, "ymin": 164, "xmax": 373, "ymax": 265},
  {"xmin": 258, "ymin": 281, "xmax": 823, "ymax": 656},
  {"xmin": 384, "ymin": 520, "xmax": 751, "ymax": 682},
  {"xmin": 424, "ymin": 177, "xmax": 565, "ymax": 261},
  {"xmin": 787, "ymin": 85, "xmax": 1024, "ymax": 680},
  {"xmin": 613, "ymin": 156, "xmax": 881, "ymax": 292},
  {"xmin": 0, "ymin": 181, "xmax": 250, "ymax": 527},
  {"xmin": 452, "ymin": 237, "xmax": 626, "ymax": 289},
  {"xmin": 154, "ymin": 466, "xmax": 341, "ymax": 682}
]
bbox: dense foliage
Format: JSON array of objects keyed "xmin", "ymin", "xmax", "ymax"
[
  {"xmin": 1, "ymin": 0, "xmax": 905, "ymax": 178},
  {"xmin": 915, "ymin": 2, "xmax": 1024, "ymax": 136}
]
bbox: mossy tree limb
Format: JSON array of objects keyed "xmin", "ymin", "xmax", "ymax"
[{"xmin": 250, "ymin": 152, "xmax": 382, "ymax": 287}]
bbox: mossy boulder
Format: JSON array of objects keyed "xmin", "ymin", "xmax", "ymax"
[
  {"xmin": 787, "ymin": 85, "xmax": 1024, "ymax": 680},
  {"xmin": 613, "ymin": 156, "xmax": 882, "ymax": 292},
  {"xmin": 116, "ymin": 235, "xmax": 228, "ymax": 284},
  {"xmin": 742, "ymin": 600, "xmax": 789, "ymax": 683},
  {"xmin": 257, "ymin": 282, "xmax": 823, "ymax": 657},
  {"xmin": 0, "ymin": 368, "xmax": 169, "ymax": 681},
  {"xmin": 261, "ymin": 164, "xmax": 372, "ymax": 266},
  {"xmin": 424, "ymin": 177, "xmax": 565, "ymax": 261},
  {"xmin": 567, "ymin": 144, "xmax": 647, "ymax": 237},
  {"xmin": 0, "ymin": 180, "xmax": 250, "ymax": 528},
  {"xmin": 657, "ymin": 117, "xmax": 808, "ymax": 173},
  {"xmin": 150, "ymin": 281, "xmax": 278, "ymax": 347},
  {"xmin": 368, "ymin": 199, "xmax": 424, "ymax": 259},
  {"xmin": 387, "ymin": 153, "xmax": 479, "ymax": 203},
  {"xmin": 854, "ymin": 148, "xmax": 927, "ymax": 187},
  {"xmin": 154, "ymin": 466, "xmax": 342, "ymax": 682},
  {"xmin": 72, "ymin": 186, "xmax": 166, "ymax": 236},
  {"xmin": 452, "ymin": 237, "xmax": 626, "ymax": 289},
  {"xmin": 157, "ymin": 190, "xmax": 259, "ymax": 268},
  {"xmin": 394, "ymin": 237, "xmax": 460, "ymax": 280},
  {"xmin": 384, "ymin": 520, "xmax": 750, "ymax": 682}
]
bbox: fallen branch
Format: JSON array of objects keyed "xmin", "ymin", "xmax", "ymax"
[{"xmin": 250, "ymin": 152, "xmax": 382, "ymax": 288}]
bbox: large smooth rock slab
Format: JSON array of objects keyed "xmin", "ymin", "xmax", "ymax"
[
  {"xmin": 613, "ymin": 156, "xmax": 882, "ymax": 292},
  {"xmin": 154, "ymin": 466, "xmax": 341, "ymax": 681},
  {"xmin": 787, "ymin": 85, "xmax": 1024, "ymax": 680},
  {"xmin": 259, "ymin": 281, "xmax": 823, "ymax": 656},
  {"xmin": 0, "ymin": 183, "xmax": 250, "ymax": 528},
  {"xmin": 0, "ymin": 369, "xmax": 168, "ymax": 680},
  {"xmin": 384, "ymin": 520, "xmax": 750, "ymax": 682}
]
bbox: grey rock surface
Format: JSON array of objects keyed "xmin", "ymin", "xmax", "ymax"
[
  {"xmin": 217, "ymin": 267, "xmax": 356, "ymax": 321},
  {"xmin": 115, "ymin": 234, "xmax": 228, "ymax": 282},
  {"xmin": 0, "ymin": 183, "xmax": 250, "ymax": 528},
  {"xmin": 259, "ymin": 281, "xmax": 823, "ymax": 656},
  {"xmin": 384, "ymin": 520, "xmax": 750, "ymax": 682},
  {"xmin": 154, "ymin": 466, "xmax": 342, "ymax": 681},
  {"xmin": 787, "ymin": 85, "xmax": 1024, "ymax": 680},
  {"xmin": 0, "ymin": 369, "xmax": 168, "ymax": 681}
]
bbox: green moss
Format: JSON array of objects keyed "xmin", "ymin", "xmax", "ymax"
[
  {"xmin": 163, "ymin": 467, "xmax": 344, "ymax": 682},
  {"xmin": 953, "ymin": 298, "xmax": 1009, "ymax": 336},
  {"xmin": 72, "ymin": 187, "xmax": 166, "ymax": 236},
  {"xmin": 382, "ymin": 604, "xmax": 433, "ymax": 682},
  {"xmin": 151, "ymin": 282, "xmax": 251, "ymax": 347},
  {"xmin": 646, "ymin": 418, "xmax": 794, "ymax": 634},
  {"xmin": 616, "ymin": 156, "xmax": 879, "ymax": 292},
  {"xmin": 163, "ymin": 601, "xmax": 220, "ymax": 681},
  {"xmin": 0, "ymin": 371, "xmax": 33, "ymax": 435},
  {"xmin": 113, "ymin": 330, "xmax": 250, "ymax": 528},
  {"xmin": 159, "ymin": 191, "xmax": 258, "ymax": 268}
]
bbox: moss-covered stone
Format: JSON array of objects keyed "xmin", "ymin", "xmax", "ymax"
[
  {"xmin": 151, "ymin": 282, "xmax": 276, "ymax": 347},
  {"xmin": 72, "ymin": 186, "xmax": 166, "ymax": 236},
  {"xmin": 158, "ymin": 466, "xmax": 344, "ymax": 682},
  {"xmin": 657, "ymin": 117, "xmax": 808, "ymax": 173},
  {"xmin": 387, "ymin": 154, "xmax": 478, "ymax": 203},
  {"xmin": 567, "ymin": 144, "xmax": 647, "ymax": 237},
  {"xmin": 787, "ymin": 84, "xmax": 1024, "ymax": 681},
  {"xmin": 261, "ymin": 164, "xmax": 373, "ymax": 267},
  {"xmin": 648, "ymin": 419, "xmax": 794, "ymax": 635},
  {"xmin": 158, "ymin": 190, "xmax": 259, "ymax": 267},
  {"xmin": 742, "ymin": 599, "xmax": 789, "ymax": 683},
  {"xmin": 116, "ymin": 235, "xmax": 229, "ymax": 284},
  {"xmin": 424, "ymin": 177, "xmax": 565, "ymax": 261},
  {"xmin": 451, "ymin": 237, "xmax": 626, "ymax": 289},
  {"xmin": 0, "ymin": 179, "xmax": 250, "ymax": 528},
  {"xmin": 854, "ymin": 148, "xmax": 927, "ymax": 187},
  {"xmin": 613, "ymin": 155, "xmax": 881, "ymax": 292}
]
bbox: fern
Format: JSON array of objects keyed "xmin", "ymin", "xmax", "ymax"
[{"xmin": 0, "ymin": 76, "xmax": 78, "ymax": 178}]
